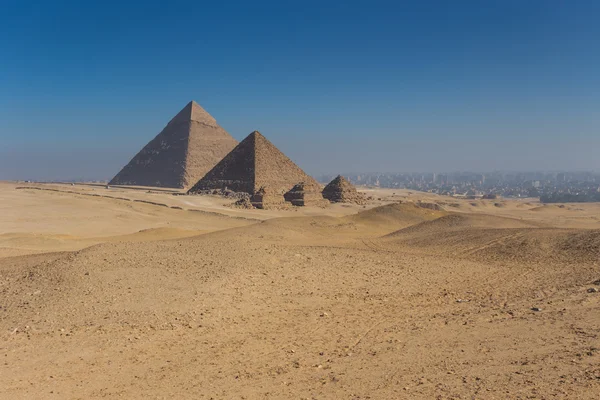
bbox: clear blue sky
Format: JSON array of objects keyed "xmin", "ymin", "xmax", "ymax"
[{"xmin": 1, "ymin": 0, "xmax": 599, "ymax": 180}]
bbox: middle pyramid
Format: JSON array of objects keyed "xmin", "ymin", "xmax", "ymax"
[{"xmin": 188, "ymin": 131, "xmax": 319, "ymax": 196}]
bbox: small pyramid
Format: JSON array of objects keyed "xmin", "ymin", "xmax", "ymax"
[
  {"xmin": 110, "ymin": 101, "xmax": 238, "ymax": 189},
  {"xmin": 251, "ymin": 186, "xmax": 288, "ymax": 209},
  {"xmin": 188, "ymin": 131, "xmax": 319, "ymax": 197},
  {"xmin": 284, "ymin": 181, "xmax": 328, "ymax": 207},
  {"xmin": 322, "ymin": 175, "xmax": 367, "ymax": 204}
]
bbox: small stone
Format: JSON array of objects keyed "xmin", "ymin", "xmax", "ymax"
[
  {"xmin": 531, "ymin": 307, "xmax": 542, "ymax": 312},
  {"xmin": 587, "ymin": 288, "xmax": 598, "ymax": 293}
]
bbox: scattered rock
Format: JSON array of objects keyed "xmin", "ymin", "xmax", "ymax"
[
  {"xmin": 231, "ymin": 197, "xmax": 253, "ymax": 209},
  {"xmin": 531, "ymin": 307, "xmax": 542, "ymax": 312},
  {"xmin": 587, "ymin": 288, "xmax": 598, "ymax": 293},
  {"xmin": 194, "ymin": 188, "xmax": 250, "ymax": 200},
  {"xmin": 416, "ymin": 201, "xmax": 443, "ymax": 211}
]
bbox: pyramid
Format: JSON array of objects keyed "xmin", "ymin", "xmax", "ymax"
[
  {"xmin": 109, "ymin": 101, "xmax": 238, "ymax": 189},
  {"xmin": 322, "ymin": 175, "xmax": 367, "ymax": 204},
  {"xmin": 188, "ymin": 131, "xmax": 319, "ymax": 197},
  {"xmin": 251, "ymin": 186, "xmax": 288, "ymax": 209},
  {"xmin": 284, "ymin": 181, "xmax": 328, "ymax": 207}
]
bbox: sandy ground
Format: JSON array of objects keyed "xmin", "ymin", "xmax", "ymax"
[{"xmin": 1, "ymin": 181, "xmax": 599, "ymax": 399}]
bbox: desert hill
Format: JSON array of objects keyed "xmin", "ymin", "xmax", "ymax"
[
  {"xmin": 381, "ymin": 212, "xmax": 599, "ymax": 264},
  {"xmin": 385, "ymin": 212, "xmax": 545, "ymax": 235},
  {"xmin": 345, "ymin": 201, "xmax": 447, "ymax": 229}
]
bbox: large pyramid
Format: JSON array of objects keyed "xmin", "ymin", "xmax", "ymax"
[
  {"xmin": 109, "ymin": 101, "xmax": 238, "ymax": 189},
  {"xmin": 188, "ymin": 131, "xmax": 319, "ymax": 196}
]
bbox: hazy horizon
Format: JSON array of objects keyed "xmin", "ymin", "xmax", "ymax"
[
  {"xmin": 5, "ymin": 166, "xmax": 600, "ymax": 184},
  {"xmin": 1, "ymin": 1, "xmax": 599, "ymax": 181}
]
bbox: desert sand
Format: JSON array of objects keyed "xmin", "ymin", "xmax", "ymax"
[{"xmin": 1, "ymin": 181, "xmax": 599, "ymax": 399}]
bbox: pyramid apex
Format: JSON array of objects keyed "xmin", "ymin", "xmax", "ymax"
[
  {"xmin": 241, "ymin": 130, "xmax": 268, "ymax": 144},
  {"xmin": 168, "ymin": 100, "xmax": 218, "ymax": 127},
  {"xmin": 188, "ymin": 101, "xmax": 218, "ymax": 126}
]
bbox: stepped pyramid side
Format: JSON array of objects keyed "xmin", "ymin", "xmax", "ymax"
[
  {"xmin": 110, "ymin": 101, "xmax": 238, "ymax": 189},
  {"xmin": 322, "ymin": 175, "xmax": 367, "ymax": 204},
  {"xmin": 188, "ymin": 131, "xmax": 318, "ymax": 196},
  {"xmin": 251, "ymin": 186, "xmax": 288, "ymax": 209},
  {"xmin": 284, "ymin": 181, "xmax": 327, "ymax": 207}
]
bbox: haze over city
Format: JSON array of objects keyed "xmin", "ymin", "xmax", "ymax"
[{"xmin": 1, "ymin": 0, "xmax": 599, "ymax": 181}]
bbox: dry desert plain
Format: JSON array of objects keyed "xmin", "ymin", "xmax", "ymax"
[{"xmin": 1, "ymin": 181, "xmax": 600, "ymax": 399}]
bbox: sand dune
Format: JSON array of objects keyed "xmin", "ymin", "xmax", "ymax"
[
  {"xmin": 386, "ymin": 212, "xmax": 544, "ymax": 233},
  {"xmin": 345, "ymin": 201, "xmax": 447, "ymax": 228},
  {"xmin": 381, "ymin": 213, "xmax": 599, "ymax": 264}
]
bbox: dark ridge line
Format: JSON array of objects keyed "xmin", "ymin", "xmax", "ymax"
[
  {"xmin": 133, "ymin": 199, "xmax": 169, "ymax": 207},
  {"xmin": 15, "ymin": 186, "xmax": 259, "ymax": 221}
]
